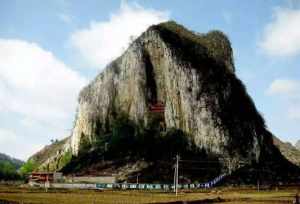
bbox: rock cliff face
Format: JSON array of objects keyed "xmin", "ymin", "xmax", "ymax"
[{"xmin": 69, "ymin": 21, "xmax": 273, "ymax": 172}]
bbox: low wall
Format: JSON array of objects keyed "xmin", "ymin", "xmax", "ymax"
[
  {"xmin": 51, "ymin": 183, "xmax": 97, "ymax": 189},
  {"xmin": 28, "ymin": 182, "xmax": 97, "ymax": 189},
  {"xmin": 66, "ymin": 176, "xmax": 116, "ymax": 184}
]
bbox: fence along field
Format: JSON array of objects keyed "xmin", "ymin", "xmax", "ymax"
[{"xmin": 29, "ymin": 174, "xmax": 226, "ymax": 190}]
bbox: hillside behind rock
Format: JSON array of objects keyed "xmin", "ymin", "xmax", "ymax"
[
  {"xmin": 296, "ymin": 140, "xmax": 300, "ymax": 150},
  {"xmin": 0, "ymin": 152, "xmax": 23, "ymax": 180},
  {"xmin": 273, "ymin": 136, "xmax": 300, "ymax": 166}
]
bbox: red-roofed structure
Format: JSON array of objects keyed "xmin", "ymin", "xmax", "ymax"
[
  {"xmin": 29, "ymin": 172, "xmax": 62, "ymax": 183},
  {"xmin": 149, "ymin": 101, "xmax": 166, "ymax": 131},
  {"xmin": 149, "ymin": 101, "xmax": 165, "ymax": 113}
]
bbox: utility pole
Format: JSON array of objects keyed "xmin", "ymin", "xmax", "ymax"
[
  {"xmin": 175, "ymin": 154, "xmax": 180, "ymax": 196},
  {"xmin": 173, "ymin": 162, "xmax": 176, "ymax": 193},
  {"xmin": 45, "ymin": 174, "xmax": 49, "ymax": 193},
  {"xmin": 257, "ymin": 167, "xmax": 260, "ymax": 192},
  {"xmin": 256, "ymin": 165, "xmax": 261, "ymax": 192},
  {"xmin": 104, "ymin": 142, "xmax": 108, "ymax": 152}
]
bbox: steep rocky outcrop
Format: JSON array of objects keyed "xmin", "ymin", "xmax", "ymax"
[
  {"xmin": 70, "ymin": 21, "xmax": 272, "ymax": 170},
  {"xmin": 30, "ymin": 21, "xmax": 299, "ymax": 181}
]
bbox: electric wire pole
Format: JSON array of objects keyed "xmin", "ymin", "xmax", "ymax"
[
  {"xmin": 173, "ymin": 163, "xmax": 176, "ymax": 193},
  {"xmin": 174, "ymin": 154, "xmax": 180, "ymax": 196}
]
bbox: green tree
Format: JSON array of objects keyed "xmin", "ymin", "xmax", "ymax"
[
  {"xmin": 0, "ymin": 160, "xmax": 20, "ymax": 180},
  {"xmin": 59, "ymin": 151, "xmax": 72, "ymax": 169},
  {"xmin": 19, "ymin": 159, "xmax": 38, "ymax": 175},
  {"xmin": 78, "ymin": 133, "xmax": 92, "ymax": 155},
  {"xmin": 109, "ymin": 115, "xmax": 137, "ymax": 157}
]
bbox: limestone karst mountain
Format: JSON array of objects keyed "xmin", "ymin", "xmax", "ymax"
[{"xmin": 26, "ymin": 21, "xmax": 299, "ymax": 183}]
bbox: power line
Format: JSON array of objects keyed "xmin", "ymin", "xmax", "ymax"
[{"xmin": 180, "ymin": 167, "xmax": 219, "ymax": 170}]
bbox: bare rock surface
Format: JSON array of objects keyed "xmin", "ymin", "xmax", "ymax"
[{"xmin": 29, "ymin": 22, "xmax": 299, "ymax": 180}]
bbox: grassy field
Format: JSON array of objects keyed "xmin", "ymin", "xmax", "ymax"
[{"xmin": 0, "ymin": 185, "xmax": 299, "ymax": 204}]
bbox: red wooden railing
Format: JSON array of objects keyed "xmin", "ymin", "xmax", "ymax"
[{"xmin": 149, "ymin": 101, "xmax": 165, "ymax": 113}]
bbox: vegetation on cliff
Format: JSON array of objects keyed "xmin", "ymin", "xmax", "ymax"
[
  {"xmin": 19, "ymin": 159, "xmax": 38, "ymax": 175},
  {"xmin": 62, "ymin": 114, "xmax": 221, "ymax": 182},
  {"xmin": 20, "ymin": 137, "xmax": 71, "ymax": 173},
  {"xmin": 152, "ymin": 21, "xmax": 234, "ymax": 70}
]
